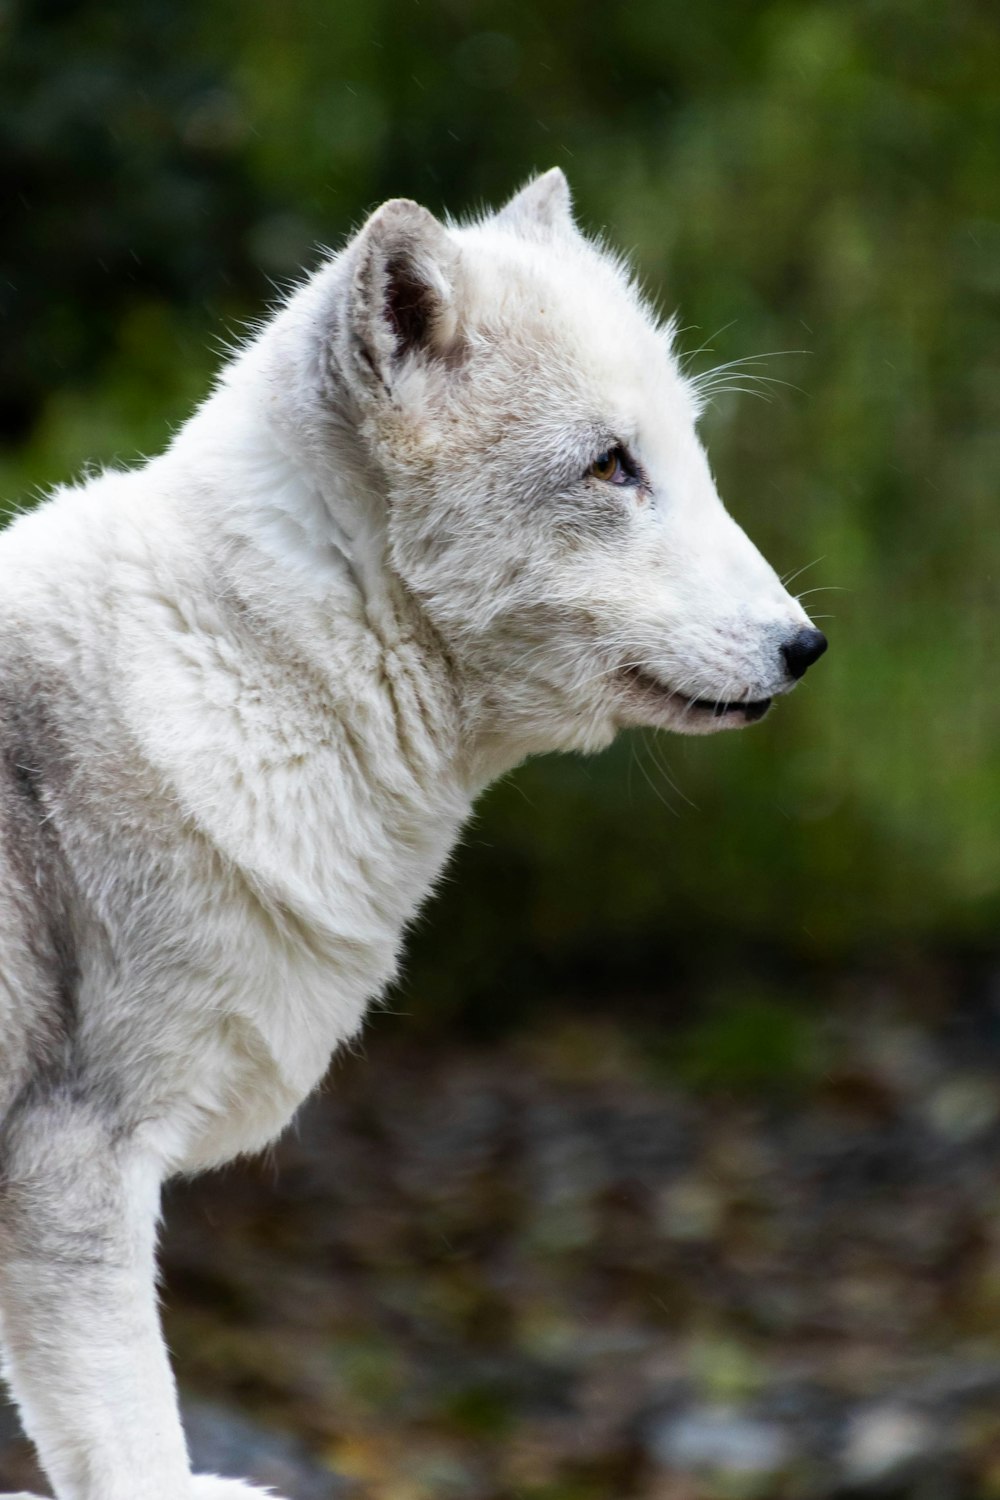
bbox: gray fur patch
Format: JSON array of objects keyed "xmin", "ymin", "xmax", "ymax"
[{"xmin": 0, "ymin": 672, "xmax": 81, "ymax": 1123}]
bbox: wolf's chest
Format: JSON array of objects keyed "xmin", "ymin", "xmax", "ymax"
[
  {"xmin": 154, "ymin": 809, "xmax": 461, "ymax": 1172},
  {"xmin": 163, "ymin": 920, "xmax": 396, "ymax": 1171}
]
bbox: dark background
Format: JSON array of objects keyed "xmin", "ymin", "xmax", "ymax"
[{"xmin": 2, "ymin": 2, "xmax": 999, "ymax": 1497}]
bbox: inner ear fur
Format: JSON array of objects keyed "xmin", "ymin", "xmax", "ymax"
[{"xmin": 348, "ymin": 199, "xmax": 460, "ymax": 393}]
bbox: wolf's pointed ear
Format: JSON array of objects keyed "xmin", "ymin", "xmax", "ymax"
[
  {"xmin": 495, "ymin": 168, "xmax": 575, "ymax": 236},
  {"xmin": 342, "ymin": 198, "xmax": 460, "ymax": 399}
]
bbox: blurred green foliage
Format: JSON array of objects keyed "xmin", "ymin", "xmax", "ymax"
[
  {"xmin": 651, "ymin": 993, "xmax": 821, "ymax": 1096},
  {"xmin": 1, "ymin": 0, "xmax": 997, "ymax": 1018}
]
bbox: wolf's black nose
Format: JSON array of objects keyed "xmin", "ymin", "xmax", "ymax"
[{"xmin": 781, "ymin": 627, "xmax": 828, "ymax": 681}]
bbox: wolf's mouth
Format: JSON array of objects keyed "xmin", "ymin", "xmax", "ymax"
[
  {"xmin": 685, "ymin": 692, "xmax": 772, "ymax": 721},
  {"xmin": 621, "ymin": 667, "xmax": 773, "ymax": 723}
]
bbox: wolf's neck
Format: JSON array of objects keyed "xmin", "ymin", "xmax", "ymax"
[
  {"xmin": 167, "ymin": 371, "xmax": 536, "ymax": 799},
  {"xmin": 145, "ymin": 383, "xmax": 473, "ymax": 900}
]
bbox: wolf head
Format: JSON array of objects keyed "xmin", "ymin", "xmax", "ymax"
[{"xmin": 257, "ymin": 169, "xmax": 825, "ymax": 761}]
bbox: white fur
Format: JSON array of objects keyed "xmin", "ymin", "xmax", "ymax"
[{"xmin": 0, "ymin": 171, "xmax": 819, "ymax": 1499}]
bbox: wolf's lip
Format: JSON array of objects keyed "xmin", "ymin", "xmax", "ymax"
[
  {"xmin": 621, "ymin": 667, "xmax": 772, "ymax": 722},
  {"xmin": 710, "ymin": 695, "xmax": 772, "ymax": 721}
]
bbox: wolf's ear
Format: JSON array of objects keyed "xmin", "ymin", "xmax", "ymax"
[
  {"xmin": 342, "ymin": 198, "xmax": 460, "ymax": 399},
  {"xmin": 495, "ymin": 167, "xmax": 575, "ymax": 237}
]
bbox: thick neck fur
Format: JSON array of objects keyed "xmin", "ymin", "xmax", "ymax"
[
  {"xmin": 153, "ymin": 408, "xmax": 469, "ymax": 887},
  {"xmin": 163, "ymin": 270, "xmax": 530, "ymax": 797}
]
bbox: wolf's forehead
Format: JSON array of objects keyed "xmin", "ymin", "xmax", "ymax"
[
  {"xmin": 442, "ymin": 224, "xmax": 697, "ymax": 459},
  {"xmin": 460, "ymin": 223, "xmax": 645, "ymax": 327},
  {"xmin": 463, "ymin": 243, "xmax": 673, "ymax": 389}
]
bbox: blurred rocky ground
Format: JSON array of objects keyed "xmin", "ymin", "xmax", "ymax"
[{"xmin": 6, "ymin": 979, "xmax": 1000, "ymax": 1500}]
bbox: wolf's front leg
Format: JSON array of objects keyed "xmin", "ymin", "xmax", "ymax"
[
  {"xmin": 0, "ymin": 1491, "xmax": 279, "ymax": 1500},
  {"xmin": 0, "ymin": 1097, "xmax": 193, "ymax": 1500}
]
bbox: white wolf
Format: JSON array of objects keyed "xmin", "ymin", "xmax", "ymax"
[{"xmin": 0, "ymin": 170, "xmax": 825, "ymax": 1499}]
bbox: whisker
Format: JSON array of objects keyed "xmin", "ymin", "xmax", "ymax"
[
  {"xmin": 688, "ymin": 349, "xmax": 811, "ymax": 390},
  {"xmin": 782, "ymin": 556, "xmax": 826, "ymax": 588},
  {"xmin": 676, "ymin": 319, "xmax": 740, "ymax": 374},
  {"xmin": 631, "ymin": 736, "xmax": 681, "ymax": 814},
  {"xmin": 641, "ymin": 729, "xmax": 699, "ymax": 809},
  {"xmin": 700, "ymin": 386, "xmax": 774, "ymax": 405},
  {"xmin": 696, "ymin": 373, "xmax": 807, "ymax": 397}
]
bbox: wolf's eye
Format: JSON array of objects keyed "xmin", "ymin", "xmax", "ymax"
[{"xmin": 587, "ymin": 446, "xmax": 636, "ymax": 486}]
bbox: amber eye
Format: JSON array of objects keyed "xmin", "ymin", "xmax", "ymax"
[{"xmin": 589, "ymin": 450, "xmax": 622, "ymax": 482}]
